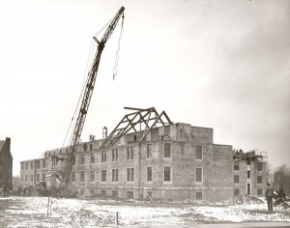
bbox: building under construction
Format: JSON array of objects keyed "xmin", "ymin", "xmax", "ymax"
[
  {"xmin": 18, "ymin": 7, "xmax": 267, "ymax": 202},
  {"xmin": 19, "ymin": 107, "xmax": 268, "ymax": 202}
]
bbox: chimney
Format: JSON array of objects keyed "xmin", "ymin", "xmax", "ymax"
[
  {"xmin": 102, "ymin": 127, "xmax": 108, "ymax": 139},
  {"xmin": 6, "ymin": 137, "xmax": 11, "ymax": 150}
]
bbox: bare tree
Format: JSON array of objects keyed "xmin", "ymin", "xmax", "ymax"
[{"xmin": 273, "ymin": 164, "xmax": 290, "ymax": 194}]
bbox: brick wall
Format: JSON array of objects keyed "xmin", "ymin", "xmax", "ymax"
[{"xmin": 0, "ymin": 138, "xmax": 13, "ymax": 191}]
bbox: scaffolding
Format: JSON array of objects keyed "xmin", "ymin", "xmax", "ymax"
[{"xmin": 233, "ymin": 149, "xmax": 268, "ymax": 163}]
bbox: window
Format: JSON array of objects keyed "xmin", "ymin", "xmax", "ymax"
[
  {"xmin": 112, "ymin": 169, "xmax": 118, "ymax": 182},
  {"xmin": 31, "ymin": 161, "xmax": 33, "ymax": 169},
  {"xmin": 72, "ymin": 155, "xmax": 76, "ymax": 165},
  {"xmin": 196, "ymin": 168, "xmax": 202, "ymax": 182},
  {"xmin": 90, "ymin": 190, "xmax": 95, "ymax": 195},
  {"xmin": 90, "ymin": 153, "xmax": 95, "ymax": 163},
  {"xmin": 90, "ymin": 171, "xmax": 95, "ymax": 182},
  {"xmin": 234, "ymin": 189, "xmax": 240, "ymax": 195},
  {"xmin": 257, "ymin": 162, "xmax": 263, "ymax": 171},
  {"xmin": 112, "ymin": 149, "xmax": 118, "ymax": 162},
  {"xmin": 25, "ymin": 175, "xmax": 27, "ymax": 182},
  {"xmin": 52, "ymin": 156, "xmax": 57, "ymax": 166},
  {"xmin": 147, "ymin": 144, "xmax": 152, "ymax": 158},
  {"xmin": 101, "ymin": 151, "xmax": 107, "ymax": 162},
  {"xmin": 247, "ymin": 183, "xmax": 251, "ymax": 194},
  {"xmin": 80, "ymin": 154, "xmax": 85, "ymax": 164},
  {"xmin": 90, "ymin": 144, "xmax": 93, "ymax": 151},
  {"xmin": 247, "ymin": 159, "xmax": 251, "ymax": 165},
  {"xmin": 147, "ymin": 167, "xmax": 152, "ymax": 182},
  {"xmin": 36, "ymin": 161, "xmax": 40, "ymax": 169},
  {"xmin": 21, "ymin": 163, "xmax": 24, "ymax": 170},
  {"xmin": 83, "ymin": 143, "xmax": 87, "ymax": 152},
  {"xmin": 127, "ymin": 168, "xmax": 134, "ymax": 182},
  {"xmin": 30, "ymin": 174, "xmax": 33, "ymax": 182},
  {"xmin": 127, "ymin": 147, "xmax": 134, "ymax": 160},
  {"xmin": 257, "ymin": 189, "xmax": 262, "ymax": 196},
  {"xmin": 101, "ymin": 170, "xmax": 107, "ymax": 182},
  {"xmin": 42, "ymin": 174, "xmax": 46, "ymax": 182},
  {"xmin": 43, "ymin": 160, "xmax": 46, "ymax": 168},
  {"xmin": 164, "ymin": 167, "xmax": 171, "ymax": 182},
  {"xmin": 127, "ymin": 191, "xmax": 134, "ymax": 199},
  {"xmin": 196, "ymin": 192, "xmax": 202, "ymax": 200},
  {"xmin": 101, "ymin": 190, "xmax": 106, "ymax": 196},
  {"xmin": 164, "ymin": 143, "xmax": 171, "ymax": 158},
  {"xmin": 234, "ymin": 162, "xmax": 239, "ymax": 170},
  {"xmin": 196, "ymin": 145, "xmax": 203, "ymax": 160},
  {"xmin": 25, "ymin": 162, "xmax": 28, "ymax": 170},
  {"xmin": 21, "ymin": 175, "xmax": 24, "ymax": 182},
  {"xmin": 80, "ymin": 171, "xmax": 85, "ymax": 182},
  {"xmin": 71, "ymin": 172, "xmax": 75, "ymax": 182},
  {"xmin": 37, "ymin": 174, "xmax": 39, "ymax": 182},
  {"xmin": 234, "ymin": 175, "xmax": 239, "ymax": 183},
  {"xmin": 257, "ymin": 176, "xmax": 262, "ymax": 184},
  {"xmin": 247, "ymin": 171, "xmax": 250, "ymax": 178}
]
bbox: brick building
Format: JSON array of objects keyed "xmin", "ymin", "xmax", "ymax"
[
  {"xmin": 19, "ymin": 108, "xmax": 267, "ymax": 202},
  {"xmin": 0, "ymin": 137, "xmax": 13, "ymax": 195},
  {"xmin": 20, "ymin": 158, "xmax": 46, "ymax": 191},
  {"xmin": 233, "ymin": 149, "xmax": 268, "ymax": 197}
]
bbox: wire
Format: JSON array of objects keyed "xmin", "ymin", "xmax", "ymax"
[
  {"xmin": 61, "ymin": 12, "xmax": 123, "ymax": 148},
  {"xmin": 62, "ymin": 40, "xmax": 96, "ymax": 148},
  {"xmin": 94, "ymin": 14, "xmax": 116, "ymax": 40},
  {"xmin": 113, "ymin": 13, "xmax": 125, "ymax": 80}
]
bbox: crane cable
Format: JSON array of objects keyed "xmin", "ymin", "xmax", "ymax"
[
  {"xmin": 113, "ymin": 13, "xmax": 125, "ymax": 80},
  {"xmin": 61, "ymin": 40, "xmax": 95, "ymax": 148},
  {"xmin": 61, "ymin": 13, "xmax": 123, "ymax": 148}
]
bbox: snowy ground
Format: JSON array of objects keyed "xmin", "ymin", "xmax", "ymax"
[{"xmin": 0, "ymin": 196, "xmax": 290, "ymax": 227}]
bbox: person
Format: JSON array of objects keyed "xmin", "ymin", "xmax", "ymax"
[{"xmin": 265, "ymin": 183, "xmax": 274, "ymax": 212}]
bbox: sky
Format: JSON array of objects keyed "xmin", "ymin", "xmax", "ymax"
[{"xmin": 0, "ymin": 0, "xmax": 289, "ymax": 176}]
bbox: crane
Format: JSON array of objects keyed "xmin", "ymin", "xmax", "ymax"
[{"xmin": 53, "ymin": 6, "xmax": 125, "ymax": 189}]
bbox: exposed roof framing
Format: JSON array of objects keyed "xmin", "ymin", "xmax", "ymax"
[{"xmin": 101, "ymin": 107, "xmax": 173, "ymax": 148}]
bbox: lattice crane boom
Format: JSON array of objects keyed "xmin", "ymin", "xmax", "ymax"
[{"xmin": 71, "ymin": 6, "xmax": 125, "ymax": 149}]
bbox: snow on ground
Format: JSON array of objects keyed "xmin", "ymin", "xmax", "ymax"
[{"xmin": 0, "ymin": 196, "xmax": 290, "ymax": 227}]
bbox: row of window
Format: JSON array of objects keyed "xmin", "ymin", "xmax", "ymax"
[
  {"xmin": 63, "ymin": 143, "xmax": 202, "ymax": 166},
  {"xmin": 69, "ymin": 167, "xmax": 203, "ymax": 183},
  {"xmin": 21, "ymin": 173, "xmax": 46, "ymax": 183},
  {"xmin": 233, "ymin": 175, "xmax": 263, "ymax": 183},
  {"xmin": 234, "ymin": 188, "xmax": 263, "ymax": 196},
  {"xmin": 21, "ymin": 160, "xmax": 46, "ymax": 170},
  {"xmin": 45, "ymin": 144, "xmax": 93, "ymax": 157},
  {"xmin": 234, "ymin": 162, "xmax": 263, "ymax": 171},
  {"xmin": 83, "ymin": 189, "xmax": 204, "ymax": 200},
  {"xmin": 23, "ymin": 144, "xmax": 204, "ymax": 168}
]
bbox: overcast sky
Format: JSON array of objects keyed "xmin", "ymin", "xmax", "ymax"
[{"xmin": 0, "ymin": 0, "xmax": 289, "ymax": 176}]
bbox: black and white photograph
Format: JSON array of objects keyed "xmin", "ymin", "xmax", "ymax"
[{"xmin": 0, "ymin": 0, "xmax": 290, "ymax": 227}]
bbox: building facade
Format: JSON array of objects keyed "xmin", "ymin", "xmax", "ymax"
[
  {"xmin": 19, "ymin": 108, "xmax": 267, "ymax": 202},
  {"xmin": 0, "ymin": 137, "xmax": 13, "ymax": 195},
  {"xmin": 20, "ymin": 158, "xmax": 46, "ymax": 191},
  {"xmin": 233, "ymin": 150, "xmax": 268, "ymax": 197}
]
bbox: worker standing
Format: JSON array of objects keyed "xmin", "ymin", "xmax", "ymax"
[{"xmin": 265, "ymin": 183, "xmax": 274, "ymax": 212}]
